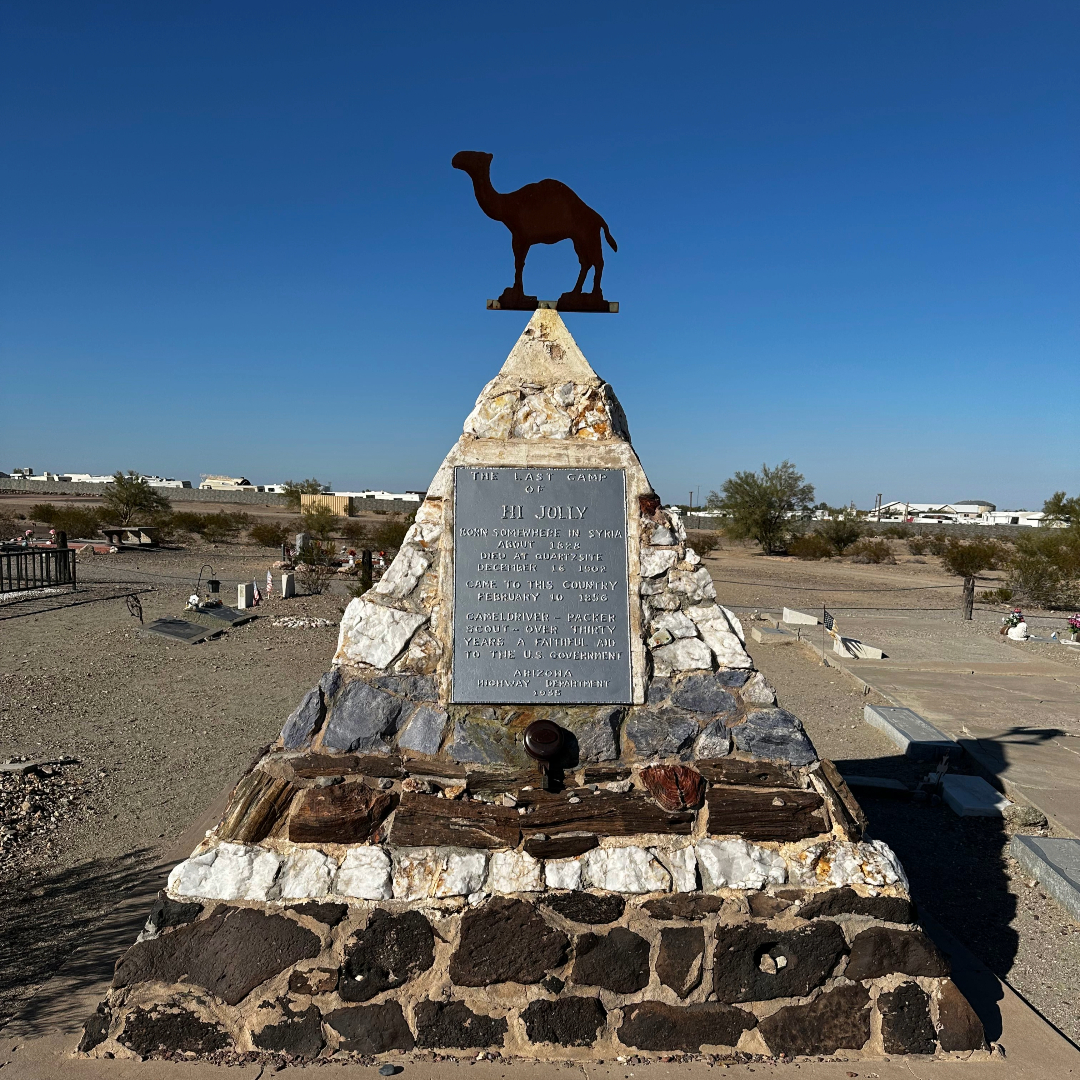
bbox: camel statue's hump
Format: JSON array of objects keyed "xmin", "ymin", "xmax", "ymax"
[{"xmin": 515, "ymin": 177, "xmax": 585, "ymax": 202}]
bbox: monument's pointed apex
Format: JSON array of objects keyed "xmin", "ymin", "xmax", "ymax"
[{"xmin": 495, "ymin": 308, "xmax": 601, "ymax": 388}]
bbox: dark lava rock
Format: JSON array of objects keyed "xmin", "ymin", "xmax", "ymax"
[
  {"xmin": 671, "ymin": 673, "xmax": 738, "ymax": 715},
  {"xmin": 288, "ymin": 968, "xmax": 338, "ymax": 995},
  {"xmin": 339, "ymin": 909, "xmax": 435, "ymax": 1002},
  {"xmin": 325, "ymin": 1002, "xmax": 415, "ymax": 1053},
  {"xmin": 879, "ymin": 982, "xmax": 936, "ymax": 1054},
  {"xmin": 290, "ymin": 901, "xmax": 349, "ymax": 927},
  {"xmin": 623, "ymin": 707, "xmax": 699, "ymax": 758},
  {"xmin": 78, "ymin": 1006, "xmax": 110, "ymax": 1053},
  {"xmin": 252, "ymin": 1005, "xmax": 324, "ymax": 1057},
  {"xmin": 799, "ymin": 887, "xmax": 915, "ymax": 923},
  {"xmin": 646, "ymin": 678, "xmax": 672, "ymax": 705},
  {"xmin": 542, "ymin": 975, "xmax": 565, "ymax": 995},
  {"xmin": 521, "ymin": 998, "xmax": 606, "ymax": 1046},
  {"xmin": 112, "ymin": 907, "xmax": 321, "ymax": 1006},
  {"xmin": 643, "ymin": 894, "xmax": 725, "ymax": 920},
  {"xmin": 541, "ymin": 892, "xmax": 625, "ymax": 925},
  {"xmin": 281, "ymin": 688, "xmax": 325, "ymax": 750},
  {"xmin": 451, "ymin": 898, "xmax": 568, "ymax": 986},
  {"xmin": 322, "ymin": 681, "xmax": 403, "ymax": 752},
  {"xmin": 747, "ymin": 893, "xmax": 792, "ymax": 918},
  {"xmin": 319, "ymin": 667, "xmax": 343, "ymax": 701},
  {"xmin": 618, "ymin": 1002, "xmax": 756, "ymax": 1052},
  {"xmin": 713, "ymin": 920, "xmax": 847, "ymax": 1003},
  {"xmin": 415, "ymin": 1000, "xmax": 508, "ymax": 1048},
  {"xmin": 572, "ymin": 928, "xmax": 650, "ymax": 993},
  {"xmin": 118, "ymin": 1007, "xmax": 232, "ymax": 1057},
  {"xmin": 657, "ymin": 926, "xmax": 705, "ymax": 997},
  {"xmin": 145, "ymin": 891, "xmax": 203, "ymax": 934},
  {"xmin": 758, "ymin": 983, "xmax": 871, "ymax": 1055},
  {"xmin": 845, "ymin": 927, "xmax": 949, "ymax": 981},
  {"xmin": 730, "ymin": 708, "xmax": 817, "ymax": 766},
  {"xmin": 714, "ymin": 669, "xmax": 751, "ymax": 688},
  {"xmin": 934, "ymin": 979, "xmax": 987, "ymax": 1051}
]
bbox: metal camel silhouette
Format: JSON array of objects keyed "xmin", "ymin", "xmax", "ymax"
[{"xmin": 452, "ymin": 151, "xmax": 617, "ymax": 311}]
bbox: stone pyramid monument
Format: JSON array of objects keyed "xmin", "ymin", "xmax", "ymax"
[{"xmin": 82, "ymin": 312, "xmax": 986, "ymax": 1061}]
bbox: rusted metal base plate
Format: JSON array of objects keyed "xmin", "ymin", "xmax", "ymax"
[{"xmin": 487, "ymin": 298, "xmax": 619, "ymax": 313}]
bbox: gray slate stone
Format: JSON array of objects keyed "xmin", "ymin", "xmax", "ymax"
[
  {"xmin": 281, "ymin": 688, "xmax": 324, "ymax": 750},
  {"xmin": 646, "ymin": 678, "xmax": 672, "ymax": 705},
  {"xmin": 623, "ymin": 708, "xmax": 699, "ymax": 758},
  {"xmin": 319, "ymin": 667, "xmax": 343, "ymax": 701},
  {"xmin": 396, "ymin": 704, "xmax": 448, "ymax": 756},
  {"xmin": 444, "ymin": 717, "xmax": 528, "ymax": 766},
  {"xmin": 714, "ymin": 669, "xmax": 751, "ymax": 688},
  {"xmin": 371, "ymin": 673, "xmax": 437, "ymax": 700},
  {"xmin": 731, "ymin": 708, "xmax": 817, "ymax": 766},
  {"xmin": 566, "ymin": 707, "xmax": 622, "ymax": 763},
  {"xmin": 671, "ymin": 673, "xmax": 738, "ymax": 715},
  {"xmin": 322, "ymin": 681, "xmax": 403, "ymax": 752}
]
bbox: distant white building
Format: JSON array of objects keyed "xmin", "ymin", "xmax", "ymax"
[
  {"xmin": 141, "ymin": 475, "xmax": 192, "ymax": 488},
  {"xmin": 873, "ymin": 500, "xmax": 1055, "ymax": 527},
  {"xmin": 334, "ymin": 490, "xmax": 424, "ymax": 503},
  {"xmin": 199, "ymin": 475, "xmax": 257, "ymax": 491}
]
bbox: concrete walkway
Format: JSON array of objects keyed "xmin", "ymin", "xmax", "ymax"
[{"xmin": 804, "ymin": 612, "xmax": 1080, "ymax": 835}]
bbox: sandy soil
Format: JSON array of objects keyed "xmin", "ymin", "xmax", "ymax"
[{"xmin": 1, "ymin": 535, "xmax": 1077, "ymax": 1044}]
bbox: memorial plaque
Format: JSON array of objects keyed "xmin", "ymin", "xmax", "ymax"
[{"xmin": 452, "ymin": 467, "xmax": 632, "ymax": 704}]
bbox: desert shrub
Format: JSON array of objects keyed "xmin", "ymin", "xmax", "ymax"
[
  {"xmin": 341, "ymin": 520, "xmax": 371, "ymax": 547},
  {"xmin": 249, "ymin": 521, "xmax": 292, "ymax": 548},
  {"xmin": 850, "ymin": 538, "xmax": 895, "ymax": 564},
  {"xmin": 0, "ymin": 508, "xmax": 24, "ymax": 540},
  {"xmin": 687, "ymin": 529, "xmax": 721, "ymax": 556},
  {"xmin": 979, "ymin": 586, "xmax": 1015, "ymax": 604},
  {"xmin": 1008, "ymin": 535, "xmax": 1080, "ymax": 608},
  {"xmin": 29, "ymin": 502, "xmax": 105, "ymax": 539},
  {"xmin": 281, "ymin": 478, "xmax": 326, "ymax": 512},
  {"xmin": 881, "ymin": 525, "xmax": 912, "ymax": 539},
  {"xmin": 301, "ymin": 503, "xmax": 342, "ymax": 541},
  {"xmin": 198, "ymin": 511, "xmax": 250, "ymax": 543},
  {"xmin": 816, "ymin": 517, "xmax": 864, "ymax": 555},
  {"xmin": 296, "ymin": 539, "xmax": 337, "ymax": 594},
  {"xmin": 906, "ymin": 536, "xmax": 928, "ymax": 555},
  {"xmin": 925, "ymin": 535, "xmax": 949, "ymax": 556},
  {"xmin": 373, "ymin": 513, "xmax": 415, "ymax": 551},
  {"xmin": 788, "ymin": 533, "xmax": 834, "ymax": 560}
]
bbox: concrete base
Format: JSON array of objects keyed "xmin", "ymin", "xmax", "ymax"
[
  {"xmin": 1010, "ymin": 835, "xmax": 1080, "ymax": 922},
  {"xmin": 751, "ymin": 626, "xmax": 796, "ymax": 644},
  {"xmin": 942, "ymin": 774, "xmax": 1012, "ymax": 817},
  {"xmin": 863, "ymin": 704, "xmax": 962, "ymax": 762},
  {"xmin": 782, "ymin": 607, "xmax": 819, "ymax": 626}
]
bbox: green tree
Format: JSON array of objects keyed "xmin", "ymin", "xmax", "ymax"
[
  {"xmin": 301, "ymin": 503, "xmax": 341, "ymax": 541},
  {"xmin": 715, "ymin": 462, "xmax": 814, "ymax": 555},
  {"xmin": 282, "ymin": 478, "xmax": 326, "ymax": 512},
  {"xmin": 1043, "ymin": 491, "xmax": 1080, "ymax": 524},
  {"xmin": 102, "ymin": 472, "xmax": 172, "ymax": 525},
  {"xmin": 940, "ymin": 537, "xmax": 1006, "ymax": 620},
  {"xmin": 1009, "ymin": 526, "xmax": 1080, "ymax": 608}
]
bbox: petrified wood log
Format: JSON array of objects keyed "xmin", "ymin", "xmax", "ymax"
[
  {"xmin": 388, "ymin": 793, "xmax": 521, "ymax": 849},
  {"xmin": 640, "ymin": 765, "xmax": 706, "ymax": 812},
  {"xmin": 288, "ymin": 783, "xmax": 396, "ymax": 844},
  {"xmin": 523, "ymin": 833, "xmax": 599, "ymax": 859},
  {"xmin": 519, "ymin": 790, "xmax": 694, "ymax": 837},
  {"xmin": 814, "ymin": 759, "xmax": 867, "ymax": 839},
  {"xmin": 263, "ymin": 753, "xmax": 405, "ymax": 780},
  {"xmin": 705, "ymin": 786, "xmax": 826, "ymax": 842},
  {"xmin": 696, "ymin": 757, "xmax": 799, "ymax": 788},
  {"xmin": 217, "ymin": 770, "xmax": 297, "ymax": 843}
]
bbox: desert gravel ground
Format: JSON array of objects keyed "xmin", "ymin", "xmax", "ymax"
[{"xmin": 0, "ymin": 536, "xmax": 1078, "ymax": 1047}]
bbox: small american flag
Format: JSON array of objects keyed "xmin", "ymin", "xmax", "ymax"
[{"xmin": 823, "ymin": 608, "xmax": 835, "ymax": 631}]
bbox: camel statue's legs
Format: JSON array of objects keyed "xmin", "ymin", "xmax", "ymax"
[
  {"xmin": 571, "ymin": 233, "xmax": 604, "ymax": 297},
  {"xmin": 497, "ymin": 237, "xmax": 538, "ymax": 309}
]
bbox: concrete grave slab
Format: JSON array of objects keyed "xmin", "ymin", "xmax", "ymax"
[
  {"xmin": 835, "ymin": 636, "xmax": 886, "ymax": 660},
  {"xmin": 1009, "ymin": 836, "xmax": 1080, "ymax": 922},
  {"xmin": 139, "ymin": 619, "xmax": 220, "ymax": 645},
  {"xmin": 750, "ymin": 626, "xmax": 796, "ymax": 644},
  {"xmin": 782, "ymin": 607, "xmax": 820, "ymax": 625},
  {"xmin": 941, "ymin": 774, "xmax": 1011, "ymax": 818},
  {"xmin": 864, "ymin": 704, "xmax": 961, "ymax": 762}
]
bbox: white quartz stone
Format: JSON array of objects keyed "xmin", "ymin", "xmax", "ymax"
[
  {"xmin": 335, "ymin": 599, "xmax": 429, "ymax": 669},
  {"xmin": 434, "ymin": 849, "xmax": 489, "ymax": 898},
  {"xmin": 740, "ymin": 671, "xmax": 777, "ymax": 705},
  {"xmin": 544, "ymin": 858, "xmax": 583, "ymax": 890},
  {"xmin": 167, "ymin": 842, "xmax": 281, "ymax": 901},
  {"xmin": 665, "ymin": 509, "xmax": 688, "ymax": 541},
  {"xmin": 681, "ymin": 548, "xmax": 701, "ymax": 567},
  {"xmin": 668, "ymin": 567, "xmax": 717, "ymax": 603},
  {"xmin": 695, "ymin": 839, "xmax": 787, "ymax": 890},
  {"xmin": 696, "ymin": 622, "xmax": 753, "ymax": 669},
  {"xmin": 583, "ymin": 846, "xmax": 671, "ymax": 893},
  {"xmin": 639, "ymin": 546, "xmax": 679, "ymax": 578},
  {"xmin": 375, "ymin": 544, "xmax": 432, "ymax": 599},
  {"xmin": 392, "ymin": 847, "xmax": 442, "ymax": 901},
  {"xmin": 654, "ymin": 845, "xmax": 698, "ymax": 891},
  {"xmin": 276, "ymin": 848, "xmax": 338, "ymax": 899},
  {"xmin": 650, "ymin": 526, "xmax": 675, "ymax": 546},
  {"xmin": 334, "ymin": 846, "xmax": 392, "ymax": 900},
  {"xmin": 720, "ymin": 606, "xmax": 745, "ymax": 643},
  {"xmin": 651, "ymin": 610, "xmax": 698, "ymax": 640},
  {"xmin": 787, "ymin": 839, "xmax": 908, "ymax": 890},
  {"xmin": 651, "ymin": 637, "xmax": 713, "ymax": 676},
  {"xmin": 487, "ymin": 850, "xmax": 544, "ymax": 893}
]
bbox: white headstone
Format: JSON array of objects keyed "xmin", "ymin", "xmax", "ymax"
[
  {"xmin": 237, "ymin": 581, "xmax": 254, "ymax": 609},
  {"xmin": 281, "ymin": 572, "xmax": 296, "ymax": 599}
]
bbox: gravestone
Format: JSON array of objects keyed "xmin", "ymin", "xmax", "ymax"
[
  {"xmin": 86, "ymin": 312, "xmax": 983, "ymax": 1062},
  {"xmin": 281, "ymin": 572, "xmax": 296, "ymax": 599},
  {"xmin": 237, "ymin": 581, "xmax": 254, "ymax": 609}
]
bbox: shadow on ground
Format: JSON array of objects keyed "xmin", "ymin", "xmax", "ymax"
[{"xmin": 0, "ymin": 848, "xmax": 159, "ymax": 1032}]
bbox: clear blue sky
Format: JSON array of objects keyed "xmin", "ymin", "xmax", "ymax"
[{"xmin": 2, "ymin": 1, "xmax": 1076, "ymax": 509}]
